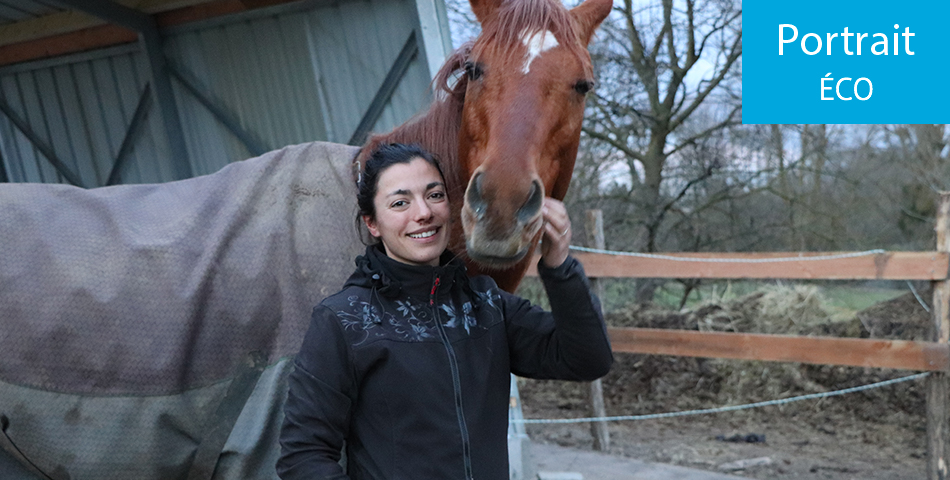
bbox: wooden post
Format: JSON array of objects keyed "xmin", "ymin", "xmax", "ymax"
[
  {"xmin": 929, "ymin": 192, "xmax": 950, "ymax": 480},
  {"xmin": 585, "ymin": 209, "xmax": 610, "ymax": 451}
]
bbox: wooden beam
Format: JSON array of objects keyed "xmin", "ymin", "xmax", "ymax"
[
  {"xmin": 525, "ymin": 251, "xmax": 950, "ymax": 280},
  {"xmin": 608, "ymin": 327, "xmax": 950, "ymax": 372},
  {"xmin": 0, "ymin": 0, "xmax": 301, "ymax": 67},
  {"xmin": 43, "ymin": 0, "xmax": 152, "ymax": 33},
  {"xmin": 0, "ymin": 10, "xmax": 103, "ymax": 47},
  {"xmin": 152, "ymin": 0, "xmax": 248, "ymax": 25},
  {"xmin": 0, "ymin": 1, "xmax": 214, "ymax": 47},
  {"xmin": 0, "ymin": 24, "xmax": 137, "ymax": 66}
]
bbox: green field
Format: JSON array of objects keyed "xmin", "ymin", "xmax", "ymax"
[{"xmin": 516, "ymin": 278, "xmax": 910, "ymax": 321}]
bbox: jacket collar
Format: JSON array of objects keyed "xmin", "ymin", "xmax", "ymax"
[{"xmin": 345, "ymin": 244, "xmax": 468, "ymax": 300}]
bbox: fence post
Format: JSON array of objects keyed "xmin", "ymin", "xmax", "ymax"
[
  {"xmin": 585, "ymin": 209, "xmax": 610, "ymax": 451},
  {"xmin": 929, "ymin": 191, "xmax": 950, "ymax": 480}
]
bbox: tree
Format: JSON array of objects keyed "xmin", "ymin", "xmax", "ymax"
[
  {"xmin": 567, "ymin": 0, "xmax": 741, "ymax": 302},
  {"xmin": 879, "ymin": 124, "xmax": 949, "ymax": 244}
]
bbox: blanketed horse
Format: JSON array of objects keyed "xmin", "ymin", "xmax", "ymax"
[{"xmin": 0, "ymin": 0, "xmax": 610, "ymax": 478}]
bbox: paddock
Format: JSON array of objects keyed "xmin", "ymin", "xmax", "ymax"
[{"xmin": 523, "ymin": 194, "xmax": 950, "ymax": 480}]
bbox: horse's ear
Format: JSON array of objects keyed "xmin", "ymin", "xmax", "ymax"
[
  {"xmin": 570, "ymin": 0, "xmax": 612, "ymax": 46},
  {"xmin": 469, "ymin": 0, "xmax": 504, "ymax": 24}
]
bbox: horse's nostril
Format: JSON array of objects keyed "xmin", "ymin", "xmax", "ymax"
[
  {"xmin": 467, "ymin": 173, "xmax": 487, "ymax": 219},
  {"xmin": 517, "ymin": 180, "xmax": 543, "ymax": 224}
]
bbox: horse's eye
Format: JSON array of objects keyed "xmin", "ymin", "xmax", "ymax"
[
  {"xmin": 464, "ymin": 61, "xmax": 483, "ymax": 81},
  {"xmin": 574, "ymin": 80, "xmax": 594, "ymax": 95}
]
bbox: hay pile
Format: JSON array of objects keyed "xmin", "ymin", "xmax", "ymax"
[{"xmin": 519, "ymin": 284, "xmax": 932, "ymax": 425}]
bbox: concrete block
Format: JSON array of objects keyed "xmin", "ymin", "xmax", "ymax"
[{"xmin": 537, "ymin": 472, "xmax": 584, "ymax": 480}]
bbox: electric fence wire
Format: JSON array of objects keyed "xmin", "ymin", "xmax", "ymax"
[
  {"xmin": 513, "ymin": 372, "xmax": 929, "ymax": 424},
  {"xmin": 568, "ymin": 245, "xmax": 886, "ymax": 263},
  {"xmin": 906, "ymin": 280, "xmax": 932, "ymax": 313}
]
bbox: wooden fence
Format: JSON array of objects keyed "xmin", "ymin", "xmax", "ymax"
[{"xmin": 525, "ymin": 192, "xmax": 950, "ymax": 480}]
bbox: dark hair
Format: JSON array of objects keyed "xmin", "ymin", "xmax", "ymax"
[
  {"xmin": 355, "ymin": 143, "xmax": 446, "ymax": 243},
  {"xmin": 356, "ymin": 143, "xmax": 446, "ymax": 220}
]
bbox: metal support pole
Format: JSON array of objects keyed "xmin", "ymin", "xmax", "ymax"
[
  {"xmin": 0, "ymin": 96, "xmax": 85, "ymax": 187},
  {"xmin": 507, "ymin": 375, "xmax": 535, "ymax": 480},
  {"xmin": 139, "ymin": 27, "xmax": 192, "ymax": 179},
  {"xmin": 412, "ymin": 0, "xmax": 453, "ymax": 81},
  {"xmin": 45, "ymin": 0, "xmax": 192, "ymax": 179},
  {"xmin": 585, "ymin": 209, "xmax": 610, "ymax": 451},
  {"xmin": 0, "ymin": 144, "xmax": 8, "ymax": 183},
  {"xmin": 348, "ymin": 30, "xmax": 418, "ymax": 146},
  {"xmin": 106, "ymin": 83, "xmax": 152, "ymax": 186},
  {"xmin": 167, "ymin": 62, "xmax": 268, "ymax": 157},
  {"xmin": 928, "ymin": 192, "xmax": 950, "ymax": 480}
]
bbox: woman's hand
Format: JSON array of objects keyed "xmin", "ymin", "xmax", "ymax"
[{"xmin": 540, "ymin": 198, "xmax": 571, "ymax": 268}]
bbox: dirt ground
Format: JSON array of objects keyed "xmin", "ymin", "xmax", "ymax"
[{"xmin": 518, "ymin": 285, "xmax": 931, "ymax": 479}]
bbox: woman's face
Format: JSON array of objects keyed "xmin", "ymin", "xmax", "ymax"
[{"xmin": 363, "ymin": 157, "xmax": 451, "ymax": 266}]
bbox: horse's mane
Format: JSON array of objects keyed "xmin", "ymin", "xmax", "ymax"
[{"xmin": 359, "ymin": 43, "xmax": 471, "ymax": 198}]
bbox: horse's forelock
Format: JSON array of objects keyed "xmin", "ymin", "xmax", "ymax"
[{"xmin": 480, "ymin": 0, "xmax": 586, "ymax": 61}]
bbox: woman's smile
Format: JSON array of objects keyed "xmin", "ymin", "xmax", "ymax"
[
  {"xmin": 408, "ymin": 226, "xmax": 440, "ymax": 239},
  {"xmin": 363, "ymin": 157, "xmax": 451, "ymax": 266}
]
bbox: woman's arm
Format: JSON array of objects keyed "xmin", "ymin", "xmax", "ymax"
[
  {"xmin": 504, "ymin": 198, "xmax": 613, "ymax": 381},
  {"xmin": 277, "ymin": 306, "xmax": 355, "ymax": 480}
]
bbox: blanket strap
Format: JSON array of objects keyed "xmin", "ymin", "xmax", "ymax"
[
  {"xmin": 0, "ymin": 414, "xmax": 55, "ymax": 480},
  {"xmin": 186, "ymin": 351, "xmax": 267, "ymax": 480}
]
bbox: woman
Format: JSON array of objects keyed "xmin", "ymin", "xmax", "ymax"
[{"xmin": 277, "ymin": 143, "xmax": 612, "ymax": 480}]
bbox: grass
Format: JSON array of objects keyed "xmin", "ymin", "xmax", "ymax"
[
  {"xmin": 515, "ymin": 277, "xmax": 908, "ymax": 322},
  {"xmin": 819, "ymin": 284, "xmax": 908, "ymax": 321}
]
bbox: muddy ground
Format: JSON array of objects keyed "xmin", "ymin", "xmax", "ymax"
[{"xmin": 518, "ymin": 285, "xmax": 931, "ymax": 479}]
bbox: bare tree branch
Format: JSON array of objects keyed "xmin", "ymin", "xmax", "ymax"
[
  {"xmin": 670, "ymin": 28, "xmax": 741, "ymax": 131},
  {"xmin": 667, "ymin": 104, "xmax": 741, "ymax": 157}
]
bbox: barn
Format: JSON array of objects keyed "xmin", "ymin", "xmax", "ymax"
[
  {"xmin": 0, "ymin": 3, "xmax": 549, "ymax": 478},
  {"xmin": 0, "ymin": 0, "xmax": 453, "ymax": 185},
  {"xmin": 0, "ymin": 1, "xmax": 518, "ymax": 479}
]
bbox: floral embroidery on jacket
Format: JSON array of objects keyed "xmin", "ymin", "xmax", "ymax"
[
  {"xmin": 475, "ymin": 289, "xmax": 502, "ymax": 311},
  {"xmin": 391, "ymin": 300, "xmax": 434, "ymax": 341},
  {"xmin": 335, "ymin": 288, "xmax": 503, "ymax": 345},
  {"xmin": 440, "ymin": 301, "xmax": 477, "ymax": 334}
]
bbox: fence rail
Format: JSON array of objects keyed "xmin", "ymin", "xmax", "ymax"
[
  {"xmin": 527, "ymin": 251, "xmax": 949, "ymax": 280},
  {"xmin": 520, "ymin": 194, "xmax": 950, "ymax": 479},
  {"xmin": 525, "ymin": 250, "xmax": 950, "ymax": 372},
  {"xmin": 609, "ymin": 327, "xmax": 950, "ymax": 372}
]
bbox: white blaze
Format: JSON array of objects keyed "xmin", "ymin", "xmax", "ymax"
[{"xmin": 520, "ymin": 30, "xmax": 559, "ymax": 74}]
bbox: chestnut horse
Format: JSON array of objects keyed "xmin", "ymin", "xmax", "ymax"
[
  {"xmin": 0, "ymin": 0, "xmax": 611, "ymax": 478},
  {"xmin": 361, "ymin": 0, "xmax": 612, "ymax": 292}
]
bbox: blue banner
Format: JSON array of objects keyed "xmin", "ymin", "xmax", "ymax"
[{"xmin": 743, "ymin": 0, "xmax": 950, "ymax": 123}]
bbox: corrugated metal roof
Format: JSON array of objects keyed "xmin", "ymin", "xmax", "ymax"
[
  {"xmin": 0, "ymin": 0, "xmax": 443, "ymax": 184},
  {"xmin": 0, "ymin": 1, "xmax": 60, "ymax": 26}
]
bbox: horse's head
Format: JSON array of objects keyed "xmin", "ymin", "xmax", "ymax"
[{"xmin": 458, "ymin": 0, "xmax": 611, "ymax": 267}]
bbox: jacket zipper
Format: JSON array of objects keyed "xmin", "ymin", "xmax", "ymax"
[{"xmin": 430, "ymin": 273, "xmax": 475, "ymax": 480}]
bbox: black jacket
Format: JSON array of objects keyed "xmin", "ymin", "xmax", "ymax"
[{"xmin": 278, "ymin": 245, "xmax": 612, "ymax": 480}]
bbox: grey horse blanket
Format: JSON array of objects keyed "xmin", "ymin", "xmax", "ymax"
[{"xmin": 0, "ymin": 141, "xmax": 363, "ymax": 479}]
